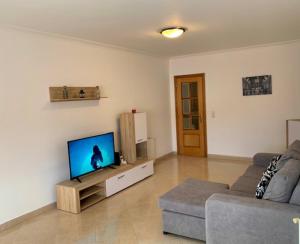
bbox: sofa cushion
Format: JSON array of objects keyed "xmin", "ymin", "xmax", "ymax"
[
  {"xmin": 290, "ymin": 178, "xmax": 300, "ymax": 205},
  {"xmin": 231, "ymin": 176, "xmax": 260, "ymax": 195},
  {"xmin": 263, "ymin": 159, "xmax": 300, "ymax": 202},
  {"xmin": 159, "ymin": 178, "xmax": 229, "ymax": 218},
  {"xmin": 286, "ymin": 140, "xmax": 300, "ymax": 160},
  {"xmin": 244, "ymin": 165, "xmax": 265, "ymax": 179},
  {"xmin": 276, "ymin": 154, "xmax": 292, "ymax": 171},
  {"xmin": 255, "ymin": 155, "xmax": 282, "ymax": 199}
]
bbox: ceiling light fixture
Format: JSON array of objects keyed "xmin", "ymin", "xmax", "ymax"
[{"xmin": 160, "ymin": 27, "xmax": 187, "ymax": 39}]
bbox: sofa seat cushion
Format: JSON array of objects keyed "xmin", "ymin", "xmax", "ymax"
[
  {"xmin": 159, "ymin": 178, "xmax": 229, "ymax": 218},
  {"xmin": 231, "ymin": 176, "xmax": 260, "ymax": 195},
  {"xmin": 244, "ymin": 165, "xmax": 265, "ymax": 179}
]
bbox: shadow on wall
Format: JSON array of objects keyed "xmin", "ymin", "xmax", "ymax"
[{"xmin": 42, "ymin": 100, "xmax": 100, "ymax": 111}]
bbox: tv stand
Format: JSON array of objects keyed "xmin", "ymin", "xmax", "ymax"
[
  {"xmin": 56, "ymin": 159, "xmax": 154, "ymax": 214},
  {"xmin": 75, "ymin": 177, "xmax": 82, "ymax": 183}
]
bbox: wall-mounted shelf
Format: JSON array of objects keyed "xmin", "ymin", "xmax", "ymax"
[{"xmin": 49, "ymin": 86, "xmax": 106, "ymax": 102}]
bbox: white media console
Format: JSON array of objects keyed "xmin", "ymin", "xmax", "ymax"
[
  {"xmin": 106, "ymin": 160, "xmax": 154, "ymax": 197},
  {"xmin": 56, "ymin": 159, "xmax": 154, "ymax": 213}
]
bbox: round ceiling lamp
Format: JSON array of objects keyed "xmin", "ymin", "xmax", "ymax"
[{"xmin": 160, "ymin": 27, "xmax": 187, "ymax": 39}]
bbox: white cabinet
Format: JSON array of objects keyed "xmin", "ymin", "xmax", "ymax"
[
  {"xmin": 105, "ymin": 160, "xmax": 154, "ymax": 197},
  {"xmin": 134, "ymin": 112, "xmax": 147, "ymax": 144},
  {"xmin": 120, "ymin": 112, "xmax": 150, "ymax": 163}
]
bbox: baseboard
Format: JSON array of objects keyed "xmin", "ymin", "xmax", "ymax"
[
  {"xmin": 208, "ymin": 154, "xmax": 252, "ymax": 163},
  {"xmin": 0, "ymin": 202, "xmax": 56, "ymax": 232},
  {"xmin": 155, "ymin": 151, "xmax": 177, "ymax": 163},
  {"xmin": 155, "ymin": 152, "xmax": 251, "ymax": 163}
]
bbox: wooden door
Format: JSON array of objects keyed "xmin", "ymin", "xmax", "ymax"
[{"xmin": 175, "ymin": 74, "xmax": 207, "ymax": 157}]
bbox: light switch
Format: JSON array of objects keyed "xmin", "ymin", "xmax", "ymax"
[{"xmin": 211, "ymin": 111, "xmax": 215, "ymax": 118}]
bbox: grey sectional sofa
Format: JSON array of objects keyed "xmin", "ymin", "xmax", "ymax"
[{"xmin": 159, "ymin": 153, "xmax": 300, "ymax": 244}]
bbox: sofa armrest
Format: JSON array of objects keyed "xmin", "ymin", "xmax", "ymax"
[
  {"xmin": 206, "ymin": 193, "xmax": 299, "ymax": 244},
  {"xmin": 252, "ymin": 153, "xmax": 281, "ymax": 167}
]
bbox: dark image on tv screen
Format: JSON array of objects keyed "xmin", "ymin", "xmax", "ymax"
[{"xmin": 68, "ymin": 132, "xmax": 115, "ymax": 179}]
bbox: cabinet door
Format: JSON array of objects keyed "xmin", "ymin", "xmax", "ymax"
[
  {"xmin": 105, "ymin": 169, "xmax": 136, "ymax": 197},
  {"xmin": 136, "ymin": 161, "xmax": 154, "ymax": 180},
  {"xmin": 134, "ymin": 112, "xmax": 147, "ymax": 144}
]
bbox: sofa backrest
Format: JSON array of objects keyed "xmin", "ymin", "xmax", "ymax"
[{"xmin": 286, "ymin": 140, "xmax": 300, "ymax": 160}]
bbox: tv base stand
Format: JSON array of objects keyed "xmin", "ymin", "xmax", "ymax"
[
  {"xmin": 75, "ymin": 177, "xmax": 82, "ymax": 183},
  {"xmin": 56, "ymin": 159, "xmax": 154, "ymax": 214}
]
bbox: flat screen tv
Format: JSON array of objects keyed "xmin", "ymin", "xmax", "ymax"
[{"xmin": 68, "ymin": 132, "xmax": 115, "ymax": 180}]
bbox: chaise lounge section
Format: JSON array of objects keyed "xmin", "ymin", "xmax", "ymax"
[
  {"xmin": 159, "ymin": 152, "xmax": 300, "ymax": 244},
  {"xmin": 159, "ymin": 179, "xmax": 229, "ymax": 240}
]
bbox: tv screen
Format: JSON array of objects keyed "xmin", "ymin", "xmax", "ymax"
[{"xmin": 68, "ymin": 132, "xmax": 115, "ymax": 179}]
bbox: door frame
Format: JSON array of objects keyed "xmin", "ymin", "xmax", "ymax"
[{"xmin": 174, "ymin": 73, "xmax": 208, "ymax": 157}]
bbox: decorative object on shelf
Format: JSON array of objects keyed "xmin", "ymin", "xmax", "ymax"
[
  {"xmin": 121, "ymin": 156, "xmax": 127, "ymax": 165},
  {"xmin": 79, "ymin": 89, "xmax": 85, "ymax": 98},
  {"xmin": 63, "ymin": 86, "xmax": 68, "ymax": 99},
  {"xmin": 49, "ymin": 86, "xmax": 107, "ymax": 102},
  {"xmin": 132, "ymin": 108, "xmax": 136, "ymax": 113},
  {"xmin": 96, "ymin": 86, "xmax": 100, "ymax": 98},
  {"xmin": 242, "ymin": 75, "xmax": 272, "ymax": 96}
]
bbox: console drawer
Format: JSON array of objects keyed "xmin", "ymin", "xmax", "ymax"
[
  {"xmin": 135, "ymin": 160, "xmax": 154, "ymax": 181},
  {"xmin": 105, "ymin": 160, "xmax": 154, "ymax": 197},
  {"xmin": 105, "ymin": 169, "xmax": 135, "ymax": 196}
]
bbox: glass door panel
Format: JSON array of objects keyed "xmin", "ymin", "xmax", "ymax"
[
  {"xmin": 182, "ymin": 99, "xmax": 191, "ymax": 115},
  {"xmin": 190, "ymin": 82, "xmax": 198, "ymax": 97},
  {"xmin": 181, "ymin": 83, "xmax": 190, "ymax": 98},
  {"xmin": 191, "ymin": 98, "xmax": 198, "ymax": 113},
  {"xmin": 182, "ymin": 81, "xmax": 200, "ymax": 130},
  {"xmin": 183, "ymin": 115, "xmax": 192, "ymax": 130},
  {"xmin": 192, "ymin": 116, "xmax": 199, "ymax": 129}
]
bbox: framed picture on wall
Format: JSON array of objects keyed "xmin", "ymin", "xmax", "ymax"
[{"xmin": 242, "ymin": 75, "xmax": 272, "ymax": 96}]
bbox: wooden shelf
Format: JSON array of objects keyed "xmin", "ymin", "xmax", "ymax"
[
  {"xmin": 51, "ymin": 97, "xmax": 100, "ymax": 102},
  {"xmin": 49, "ymin": 86, "xmax": 101, "ymax": 102},
  {"xmin": 79, "ymin": 185, "xmax": 104, "ymax": 200},
  {"xmin": 80, "ymin": 194, "xmax": 106, "ymax": 210}
]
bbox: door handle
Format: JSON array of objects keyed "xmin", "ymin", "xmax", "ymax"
[{"xmin": 118, "ymin": 175, "xmax": 125, "ymax": 180}]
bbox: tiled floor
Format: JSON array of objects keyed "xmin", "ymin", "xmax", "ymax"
[{"xmin": 0, "ymin": 154, "xmax": 250, "ymax": 244}]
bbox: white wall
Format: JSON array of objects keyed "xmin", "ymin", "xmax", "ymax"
[
  {"xmin": 170, "ymin": 42, "xmax": 300, "ymax": 157},
  {"xmin": 0, "ymin": 28, "xmax": 172, "ymax": 224}
]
